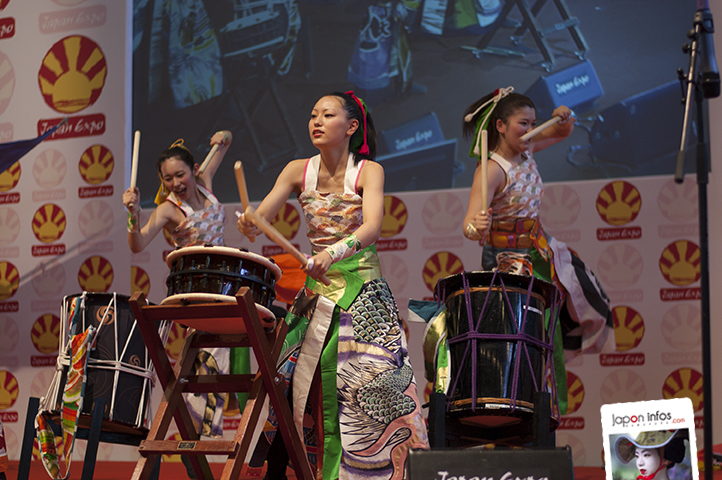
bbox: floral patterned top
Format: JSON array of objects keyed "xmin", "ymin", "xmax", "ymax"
[
  {"xmin": 489, "ymin": 151, "xmax": 543, "ymax": 220},
  {"xmin": 166, "ymin": 185, "xmax": 225, "ymax": 247},
  {"xmin": 298, "ymin": 154, "xmax": 366, "ymax": 254}
]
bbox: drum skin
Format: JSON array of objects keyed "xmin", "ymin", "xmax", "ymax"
[
  {"xmin": 165, "ymin": 245, "xmax": 282, "ymax": 308},
  {"xmin": 435, "ymin": 271, "xmax": 557, "ymax": 444}
]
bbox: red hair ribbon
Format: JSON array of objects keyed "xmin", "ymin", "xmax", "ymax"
[{"xmin": 345, "ymin": 90, "xmax": 370, "ymax": 155}]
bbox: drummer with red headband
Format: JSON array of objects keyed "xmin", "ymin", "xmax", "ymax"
[{"xmin": 237, "ymin": 91, "xmax": 429, "ymax": 480}]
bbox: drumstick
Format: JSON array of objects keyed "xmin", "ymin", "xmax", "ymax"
[
  {"xmin": 128, "ymin": 130, "xmax": 141, "ymax": 210},
  {"xmin": 520, "ymin": 116, "xmax": 561, "ymax": 142},
  {"xmin": 234, "ymin": 161, "xmax": 251, "ymax": 210},
  {"xmin": 244, "ymin": 206, "xmax": 332, "ymax": 286},
  {"xmin": 480, "ymin": 129, "xmax": 488, "ymax": 211},
  {"xmin": 198, "ymin": 144, "xmax": 219, "ymax": 174},
  {"xmin": 234, "ymin": 161, "xmax": 254, "ymax": 243}
]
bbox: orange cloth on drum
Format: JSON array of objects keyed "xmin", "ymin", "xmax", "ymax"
[{"xmin": 270, "ymin": 253, "xmax": 306, "ymax": 305}]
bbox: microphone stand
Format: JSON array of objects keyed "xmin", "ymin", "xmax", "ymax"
[{"xmin": 675, "ymin": 9, "xmax": 713, "ymax": 480}]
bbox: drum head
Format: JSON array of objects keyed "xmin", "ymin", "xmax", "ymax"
[
  {"xmin": 165, "ymin": 245, "xmax": 282, "ymax": 280},
  {"xmin": 435, "ymin": 271, "xmax": 556, "ymax": 308},
  {"xmin": 161, "ymin": 293, "xmax": 277, "ymax": 334}
]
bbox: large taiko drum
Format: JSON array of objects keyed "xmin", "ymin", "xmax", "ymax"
[
  {"xmin": 435, "ymin": 271, "xmax": 559, "ymax": 443},
  {"xmin": 40, "ymin": 292, "xmax": 159, "ymax": 434},
  {"xmin": 163, "ymin": 245, "xmax": 283, "ymax": 332}
]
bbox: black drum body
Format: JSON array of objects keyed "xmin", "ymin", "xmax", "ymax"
[
  {"xmin": 165, "ymin": 245, "xmax": 281, "ymax": 309},
  {"xmin": 436, "ymin": 271, "xmax": 558, "ymax": 444},
  {"xmin": 43, "ymin": 293, "xmax": 155, "ymax": 434}
]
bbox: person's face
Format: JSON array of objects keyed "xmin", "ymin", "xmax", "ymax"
[
  {"xmin": 496, "ymin": 106, "xmax": 536, "ymax": 152},
  {"xmin": 160, "ymin": 156, "xmax": 197, "ymax": 201},
  {"xmin": 308, "ymin": 96, "xmax": 358, "ymax": 148},
  {"xmin": 635, "ymin": 447, "xmax": 662, "ymax": 476}
]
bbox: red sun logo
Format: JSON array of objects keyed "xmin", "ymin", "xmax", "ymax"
[
  {"xmin": 422, "ymin": 251, "xmax": 464, "ymax": 292},
  {"xmin": 612, "ymin": 305, "xmax": 645, "ymax": 351},
  {"xmin": 539, "ymin": 185, "xmax": 581, "ymax": 230},
  {"xmin": 0, "ymin": 51, "xmax": 15, "ymax": 116},
  {"xmin": 32, "ymin": 203, "xmax": 67, "ymax": 243},
  {"xmin": 596, "ymin": 181, "xmax": 642, "ymax": 226},
  {"xmin": 0, "ymin": 161, "xmax": 20, "ymax": 192},
  {"xmin": 78, "ymin": 200, "xmax": 114, "ymax": 240},
  {"xmin": 0, "ymin": 370, "xmax": 19, "ymax": 410},
  {"xmin": 79, "ymin": 144, "xmax": 114, "ymax": 185},
  {"xmin": 271, "ymin": 202, "xmax": 301, "ymax": 240},
  {"xmin": 657, "ymin": 178, "xmax": 697, "ymax": 223},
  {"xmin": 0, "ymin": 261, "xmax": 20, "ymax": 300},
  {"xmin": 131, "ymin": 266, "xmax": 151, "ymax": 296},
  {"xmin": 661, "ymin": 304, "xmax": 701, "ymax": 350},
  {"xmin": 31, "ymin": 314, "xmax": 60, "ymax": 354},
  {"xmin": 663, "ymin": 367, "xmax": 703, "ymax": 412},
  {"xmin": 78, "ymin": 255, "xmax": 114, "ymax": 292},
  {"xmin": 565, "ymin": 370, "xmax": 585, "ymax": 415},
  {"xmin": 381, "ymin": 195, "xmax": 408, "ymax": 238},
  {"xmin": 33, "ymin": 149, "xmax": 67, "ymax": 189},
  {"xmin": 38, "ymin": 35, "xmax": 107, "ymax": 113},
  {"xmin": 0, "ymin": 316, "xmax": 19, "ymax": 353},
  {"xmin": 596, "ymin": 244, "xmax": 644, "ymax": 289},
  {"xmin": 600, "ymin": 370, "xmax": 646, "ymax": 405},
  {"xmin": 421, "ymin": 192, "xmax": 464, "ymax": 235},
  {"xmin": 659, "ymin": 240, "xmax": 701, "ymax": 286},
  {"xmin": 0, "ymin": 207, "xmax": 20, "ymax": 245}
]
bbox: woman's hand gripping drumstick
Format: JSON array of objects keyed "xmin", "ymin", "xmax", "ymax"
[
  {"xmin": 519, "ymin": 116, "xmax": 562, "ymax": 142},
  {"xmin": 234, "ymin": 161, "xmax": 254, "ymax": 243},
  {"xmin": 241, "ymin": 207, "xmax": 332, "ymax": 286},
  {"xmin": 126, "ymin": 130, "xmax": 141, "ymax": 211},
  {"xmin": 520, "ymin": 107, "xmax": 574, "ymax": 142}
]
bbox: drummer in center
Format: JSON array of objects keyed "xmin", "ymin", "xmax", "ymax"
[{"xmin": 122, "ymin": 130, "xmax": 239, "ymax": 479}]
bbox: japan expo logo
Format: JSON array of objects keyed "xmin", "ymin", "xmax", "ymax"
[
  {"xmin": 0, "ymin": 261, "xmax": 19, "ymax": 300},
  {"xmin": 271, "ymin": 202, "xmax": 301, "ymax": 240},
  {"xmin": 30, "ymin": 313, "xmax": 60, "ymax": 354},
  {"xmin": 657, "ymin": 179, "xmax": 697, "ymax": 223},
  {"xmin": 539, "ymin": 185, "xmax": 580, "ymax": 230},
  {"xmin": 600, "ymin": 370, "xmax": 646, "ymax": 405},
  {"xmin": 565, "ymin": 370, "xmax": 585, "ymax": 414},
  {"xmin": 381, "ymin": 195, "xmax": 408, "ymax": 238},
  {"xmin": 612, "ymin": 305, "xmax": 645, "ymax": 351},
  {"xmin": 0, "ymin": 161, "xmax": 20, "ymax": 192},
  {"xmin": 663, "ymin": 368, "xmax": 703, "ymax": 412},
  {"xmin": 31, "ymin": 259, "xmax": 66, "ymax": 297},
  {"xmin": 0, "ymin": 207, "xmax": 20, "ymax": 245},
  {"xmin": 0, "ymin": 316, "xmax": 19, "ymax": 353},
  {"xmin": 659, "ymin": 240, "xmax": 700, "ymax": 286},
  {"xmin": 78, "ymin": 255, "xmax": 114, "ymax": 292},
  {"xmin": 38, "ymin": 35, "xmax": 107, "ymax": 113},
  {"xmin": 596, "ymin": 181, "xmax": 641, "ymax": 226},
  {"xmin": 32, "ymin": 203, "xmax": 67, "ymax": 243},
  {"xmin": 661, "ymin": 304, "xmax": 701, "ymax": 350},
  {"xmin": 421, "ymin": 192, "xmax": 464, "ymax": 235},
  {"xmin": 33, "ymin": 150, "xmax": 67, "ymax": 189},
  {"xmin": 0, "ymin": 370, "xmax": 19, "ymax": 410},
  {"xmin": 79, "ymin": 144, "xmax": 114, "ymax": 185},
  {"xmin": 0, "ymin": 51, "xmax": 15, "ymax": 116},
  {"xmin": 422, "ymin": 251, "xmax": 464, "ymax": 292},
  {"xmin": 596, "ymin": 244, "xmax": 643, "ymax": 288},
  {"xmin": 78, "ymin": 200, "xmax": 114, "ymax": 240},
  {"xmin": 165, "ymin": 323, "xmax": 188, "ymax": 361},
  {"xmin": 131, "ymin": 266, "xmax": 151, "ymax": 296}
]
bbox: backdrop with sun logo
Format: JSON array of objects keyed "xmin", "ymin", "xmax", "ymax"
[{"xmin": 0, "ymin": 0, "xmax": 135, "ymax": 464}]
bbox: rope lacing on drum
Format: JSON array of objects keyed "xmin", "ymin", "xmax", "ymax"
[{"xmin": 444, "ymin": 270, "xmax": 561, "ymax": 420}]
